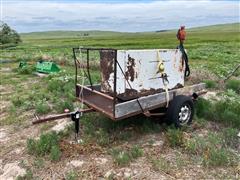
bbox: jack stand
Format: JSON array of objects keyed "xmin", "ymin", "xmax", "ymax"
[{"xmin": 71, "ymin": 111, "xmax": 81, "ymax": 142}]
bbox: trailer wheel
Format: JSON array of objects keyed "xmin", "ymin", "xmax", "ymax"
[{"xmin": 166, "ymin": 95, "xmax": 194, "ymax": 128}]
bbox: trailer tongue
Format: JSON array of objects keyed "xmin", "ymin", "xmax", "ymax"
[{"xmin": 33, "ymin": 108, "xmax": 94, "ymax": 140}]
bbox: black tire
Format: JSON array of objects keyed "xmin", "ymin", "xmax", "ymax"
[{"xmin": 166, "ymin": 95, "xmax": 194, "ymax": 128}]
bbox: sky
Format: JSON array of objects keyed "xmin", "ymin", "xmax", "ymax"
[{"xmin": 1, "ymin": 0, "xmax": 239, "ymax": 32}]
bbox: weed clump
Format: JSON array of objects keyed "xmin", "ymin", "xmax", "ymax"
[
  {"xmin": 50, "ymin": 145, "xmax": 61, "ymax": 161},
  {"xmin": 225, "ymin": 79, "xmax": 240, "ymax": 93},
  {"xmin": 166, "ymin": 127, "xmax": 184, "ymax": 147},
  {"xmin": 17, "ymin": 64, "xmax": 35, "ymax": 75},
  {"xmin": 65, "ymin": 170, "xmax": 78, "ymax": 180},
  {"xmin": 150, "ymin": 156, "xmax": 171, "ymax": 173},
  {"xmin": 203, "ymin": 148, "xmax": 230, "ymax": 167},
  {"xmin": 185, "ymin": 132, "xmax": 238, "ymax": 167},
  {"xmin": 203, "ymin": 80, "xmax": 217, "ymax": 89},
  {"xmin": 48, "ymin": 79, "xmax": 62, "ymax": 92},
  {"xmin": 35, "ymin": 101, "xmax": 50, "ymax": 114},
  {"xmin": 46, "ymin": 74, "xmax": 75, "ymax": 113},
  {"xmin": 55, "ymin": 100, "xmax": 74, "ymax": 113},
  {"xmin": 33, "ymin": 158, "xmax": 44, "ymax": 169},
  {"xmin": 81, "ymin": 113, "xmax": 162, "ymax": 146},
  {"xmin": 194, "ymin": 98, "xmax": 212, "ymax": 118},
  {"xmin": 17, "ymin": 169, "xmax": 33, "ymax": 180},
  {"xmin": 111, "ymin": 149, "xmax": 130, "ymax": 166},
  {"xmin": 11, "ymin": 96, "xmax": 25, "ymax": 107},
  {"xmin": 27, "ymin": 131, "xmax": 61, "ymax": 161},
  {"xmin": 47, "ymin": 74, "xmax": 74, "ymax": 94},
  {"xmin": 111, "ymin": 145, "xmax": 143, "ymax": 166},
  {"xmin": 222, "ymin": 128, "xmax": 239, "ymax": 149},
  {"xmin": 195, "ymin": 90, "xmax": 240, "ymax": 128},
  {"xmin": 130, "ymin": 145, "xmax": 144, "ymax": 159},
  {"xmin": 95, "ymin": 128, "xmax": 110, "ymax": 146},
  {"xmin": 11, "ymin": 95, "xmax": 51, "ymax": 115}
]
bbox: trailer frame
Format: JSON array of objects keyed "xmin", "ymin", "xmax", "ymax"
[
  {"xmin": 33, "ymin": 47, "xmax": 207, "ymax": 135},
  {"xmin": 73, "ymin": 47, "xmax": 206, "ymax": 120}
]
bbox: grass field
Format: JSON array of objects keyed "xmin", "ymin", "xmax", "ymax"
[
  {"xmin": 1, "ymin": 23, "xmax": 240, "ymax": 76},
  {"xmin": 0, "ymin": 23, "xmax": 240, "ymax": 179}
]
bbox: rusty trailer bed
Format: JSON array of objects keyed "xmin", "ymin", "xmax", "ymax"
[{"xmin": 76, "ymin": 83, "xmax": 206, "ymax": 121}]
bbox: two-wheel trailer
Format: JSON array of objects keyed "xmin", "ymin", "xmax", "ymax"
[{"xmin": 33, "ymin": 48, "xmax": 206, "ymax": 136}]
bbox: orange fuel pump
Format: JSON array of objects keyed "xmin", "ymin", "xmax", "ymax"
[{"xmin": 177, "ymin": 26, "xmax": 186, "ymax": 44}]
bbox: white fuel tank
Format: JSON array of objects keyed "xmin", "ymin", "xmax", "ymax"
[{"xmin": 100, "ymin": 49, "xmax": 185, "ymax": 100}]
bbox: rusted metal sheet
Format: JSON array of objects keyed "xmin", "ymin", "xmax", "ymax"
[
  {"xmin": 125, "ymin": 55, "xmax": 136, "ymax": 82},
  {"xmin": 76, "ymin": 84, "xmax": 115, "ymax": 119},
  {"xmin": 99, "ymin": 50, "xmax": 115, "ymax": 93},
  {"xmin": 101, "ymin": 49, "xmax": 185, "ymax": 100}
]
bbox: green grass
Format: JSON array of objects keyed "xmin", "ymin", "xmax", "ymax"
[
  {"xmin": 110, "ymin": 145, "xmax": 143, "ymax": 166},
  {"xmin": 35, "ymin": 102, "xmax": 51, "ymax": 114},
  {"xmin": 65, "ymin": 170, "xmax": 78, "ymax": 180},
  {"xmin": 27, "ymin": 131, "xmax": 61, "ymax": 161},
  {"xmin": 185, "ymin": 132, "xmax": 238, "ymax": 167},
  {"xmin": 80, "ymin": 112, "xmax": 162, "ymax": 146},
  {"xmin": 1, "ymin": 23, "xmax": 239, "ymax": 77},
  {"xmin": 225, "ymin": 79, "xmax": 240, "ymax": 93},
  {"xmin": 195, "ymin": 90, "xmax": 240, "ymax": 128},
  {"xmin": 17, "ymin": 65, "xmax": 35, "ymax": 74},
  {"xmin": 1, "ymin": 24, "xmax": 239, "ymax": 127},
  {"xmin": 130, "ymin": 145, "xmax": 144, "ymax": 159},
  {"xmin": 149, "ymin": 156, "xmax": 171, "ymax": 173},
  {"xmin": 17, "ymin": 169, "xmax": 33, "ymax": 180},
  {"xmin": 166, "ymin": 127, "xmax": 184, "ymax": 147},
  {"xmin": 203, "ymin": 80, "xmax": 217, "ymax": 89},
  {"xmin": 33, "ymin": 158, "xmax": 45, "ymax": 169},
  {"xmin": 5, "ymin": 69, "xmax": 76, "ymax": 120},
  {"xmin": 1, "ymin": 22, "xmax": 239, "ymax": 178},
  {"xmin": 111, "ymin": 149, "xmax": 131, "ymax": 166},
  {"xmin": 222, "ymin": 128, "xmax": 239, "ymax": 149},
  {"xmin": 17, "ymin": 160, "xmax": 34, "ymax": 180},
  {"xmin": 50, "ymin": 145, "xmax": 61, "ymax": 161},
  {"xmin": 189, "ymin": 23, "xmax": 239, "ymax": 32}
]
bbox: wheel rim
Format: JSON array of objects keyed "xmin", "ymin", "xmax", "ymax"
[{"xmin": 178, "ymin": 104, "xmax": 191, "ymax": 125}]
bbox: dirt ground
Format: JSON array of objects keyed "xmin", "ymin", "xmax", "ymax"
[{"xmin": 0, "ymin": 119, "xmax": 238, "ymax": 180}]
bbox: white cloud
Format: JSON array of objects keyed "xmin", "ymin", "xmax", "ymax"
[{"xmin": 2, "ymin": 0, "xmax": 239, "ymax": 32}]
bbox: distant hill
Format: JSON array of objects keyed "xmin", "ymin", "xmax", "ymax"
[
  {"xmin": 20, "ymin": 30, "xmax": 130, "ymax": 39},
  {"xmin": 188, "ymin": 23, "xmax": 240, "ymax": 33},
  {"xmin": 20, "ymin": 23, "xmax": 239, "ymax": 39}
]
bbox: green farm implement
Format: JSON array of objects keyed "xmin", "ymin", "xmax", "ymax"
[
  {"xmin": 36, "ymin": 61, "xmax": 60, "ymax": 74},
  {"xmin": 18, "ymin": 61, "xmax": 60, "ymax": 74}
]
